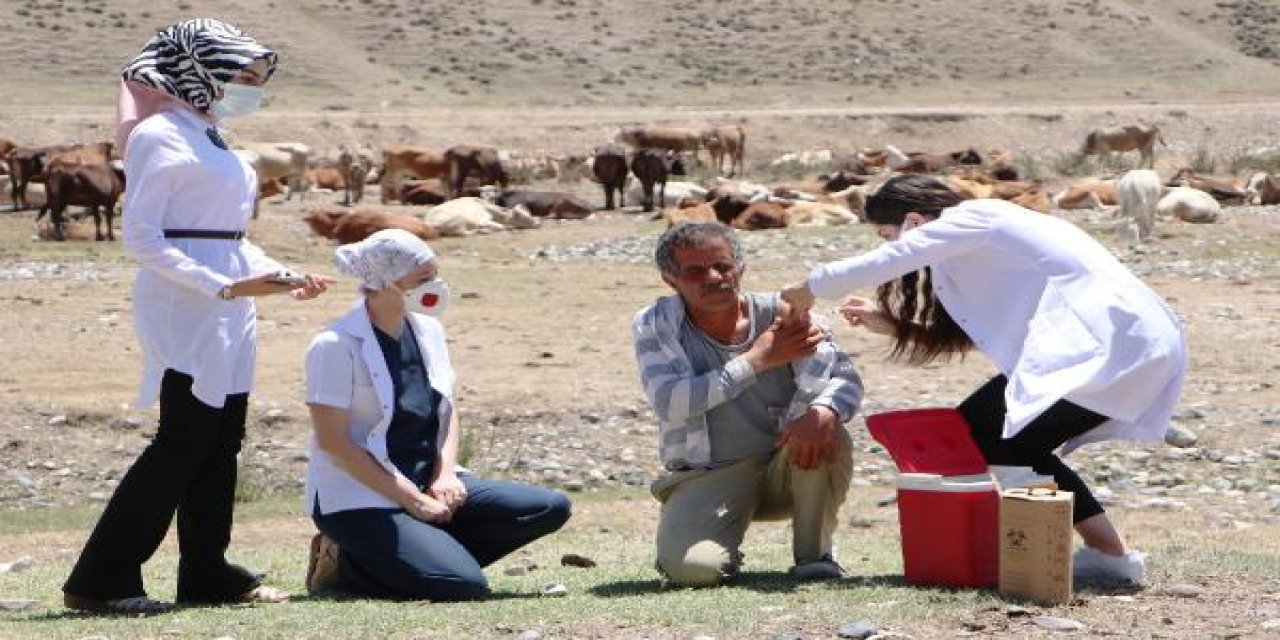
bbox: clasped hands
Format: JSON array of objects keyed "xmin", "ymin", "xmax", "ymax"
[{"xmin": 405, "ymin": 470, "xmax": 468, "ymax": 524}]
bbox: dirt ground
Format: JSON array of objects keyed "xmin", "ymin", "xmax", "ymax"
[{"xmin": 1, "ymin": 104, "xmax": 1278, "ymax": 637}]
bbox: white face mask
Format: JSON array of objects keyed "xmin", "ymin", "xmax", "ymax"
[
  {"xmin": 402, "ymin": 279, "xmax": 451, "ymax": 316},
  {"xmin": 209, "ymin": 83, "xmax": 264, "ymax": 120}
]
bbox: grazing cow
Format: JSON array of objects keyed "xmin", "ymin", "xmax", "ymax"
[
  {"xmin": 614, "ymin": 127, "xmax": 701, "ymax": 155},
  {"xmin": 1166, "ymin": 168, "xmax": 1246, "ymax": 204},
  {"xmin": 443, "ymin": 145, "xmax": 508, "ymax": 199},
  {"xmin": 38, "ymin": 161, "xmax": 126, "ymax": 241},
  {"xmin": 1053, "ymin": 179, "xmax": 1117, "ymax": 210},
  {"xmin": 308, "ymin": 166, "xmax": 345, "ymax": 192},
  {"xmin": 337, "ymin": 147, "xmax": 374, "ymax": 205},
  {"xmin": 592, "ymin": 144, "xmax": 628, "ymax": 210},
  {"xmin": 629, "ymin": 148, "xmax": 679, "ymax": 213},
  {"xmin": 1116, "ymin": 169, "xmax": 1163, "ymax": 241},
  {"xmin": 239, "ymin": 142, "xmax": 310, "ymax": 208},
  {"xmin": 6, "ymin": 143, "xmax": 78, "ymax": 210},
  {"xmin": 379, "ymin": 145, "xmax": 448, "ymax": 203},
  {"xmin": 1158, "ymin": 186, "xmax": 1220, "ymax": 224},
  {"xmin": 1080, "ymin": 124, "xmax": 1163, "ymax": 168},
  {"xmin": 1244, "ymin": 172, "xmax": 1280, "ymax": 205},
  {"xmin": 421, "ymin": 197, "xmax": 539, "ymax": 236},
  {"xmin": 303, "ymin": 208, "xmax": 439, "ymax": 244},
  {"xmin": 701, "ymin": 125, "xmax": 746, "ymax": 177},
  {"xmin": 489, "ymin": 189, "xmax": 593, "ymax": 219}
]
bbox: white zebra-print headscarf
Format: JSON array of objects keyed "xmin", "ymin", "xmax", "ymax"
[{"xmin": 122, "ymin": 18, "xmax": 277, "ymax": 111}]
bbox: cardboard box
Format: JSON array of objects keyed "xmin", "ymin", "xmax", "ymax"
[
  {"xmin": 998, "ymin": 488, "xmax": 1074, "ymax": 604},
  {"xmin": 989, "ymin": 465, "xmax": 1058, "ymax": 491}
]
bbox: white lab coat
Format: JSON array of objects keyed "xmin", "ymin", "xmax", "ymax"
[
  {"xmin": 303, "ymin": 301, "xmax": 457, "ymax": 515},
  {"xmin": 122, "ymin": 108, "xmax": 284, "ymax": 409},
  {"xmin": 808, "ymin": 198, "xmax": 1186, "ymax": 454}
]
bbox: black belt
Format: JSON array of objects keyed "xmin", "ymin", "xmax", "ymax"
[{"xmin": 163, "ymin": 229, "xmax": 245, "ymax": 240}]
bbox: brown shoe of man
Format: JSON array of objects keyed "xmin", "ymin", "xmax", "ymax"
[{"xmin": 305, "ymin": 533, "xmax": 342, "ymax": 595}]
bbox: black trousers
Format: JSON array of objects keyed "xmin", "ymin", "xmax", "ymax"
[
  {"xmin": 64, "ymin": 370, "xmax": 258, "ymax": 602},
  {"xmin": 957, "ymin": 375, "xmax": 1108, "ymax": 523}
]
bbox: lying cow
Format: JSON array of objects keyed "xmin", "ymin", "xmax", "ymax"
[
  {"xmin": 1158, "ymin": 186, "xmax": 1220, "ymax": 224},
  {"xmin": 380, "ymin": 145, "xmax": 447, "ymax": 204},
  {"xmin": 488, "ymin": 188, "xmax": 593, "ymax": 219},
  {"xmin": 303, "ymin": 208, "xmax": 439, "ymax": 244},
  {"xmin": 421, "ymin": 197, "xmax": 539, "ymax": 236}
]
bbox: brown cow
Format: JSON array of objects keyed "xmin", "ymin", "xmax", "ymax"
[
  {"xmin": 1052, "ymin": 180, "xmax": 1117, "ymax": 210},
  {"xmin": 700, "ymin": 125, "xmax": 746, "ymax": 177},
  {"xmin": 731, "ymin": 201, "xmax": 789, "ymax": 230},
  {"xmin": 1245, "ymin": 172, "xmax": 1280, "ymax": 205},
  {"xmin": 443, "ymin": 145, "xmax": 508, "ymax": 199},
  {"xmin": 380, "ymin": 145, "xmax": 448, "ymax": 204},
  {"xmin": 308, "ymin": 166, "xmax": 346, "ymax": 192},
  {"xmin": 6, "ymin": 143, "xmax": 77, "ymax": 210},
  {"xmin": 38, "ymin": 161, "xmax": 126, "ymax": 241},
  {"xmin": 1081, "ymin": 124, "xmax": 1164, "ymax": 168},
  {"xmin": 614, "ymin": 127, "xmax": 701, "ymax": 155},
  {"xmin": 592, "ymin": 144, "xmax": 628, "ymax": 210},
  {"xmin": 302, "ymin": 207, "xmax": 439, "ymax": 244}
]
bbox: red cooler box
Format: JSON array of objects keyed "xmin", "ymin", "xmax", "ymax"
[{"xmin": 867, "ymin": 408, "xmax": 999, "ymax": 588}]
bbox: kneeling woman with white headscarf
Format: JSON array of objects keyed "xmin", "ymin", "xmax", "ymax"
[{"xmin": 303, "ymin": 229, "xmax": 571, "ymax": 600}]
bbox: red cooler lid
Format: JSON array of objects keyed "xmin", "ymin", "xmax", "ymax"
[{"xmin": 866, "ymin": 408, "xmax": 987, "ymax": 475}]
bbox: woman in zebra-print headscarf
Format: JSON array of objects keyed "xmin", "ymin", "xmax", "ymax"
[{"xmin": 64, "ymin": 19, "xmax": 331, "ymax": 615}]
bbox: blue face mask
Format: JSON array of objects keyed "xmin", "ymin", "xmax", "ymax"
[{"xmin": 209, "ymin": 83, "xmax": 264, "ymax": 121}]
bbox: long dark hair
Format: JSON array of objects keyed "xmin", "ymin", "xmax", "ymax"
[{"xmin": 866, "ymin": 175, "xmax": 975, "ymax": 364}]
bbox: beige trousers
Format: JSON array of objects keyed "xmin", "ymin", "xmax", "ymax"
[{"xmin": 650, "ymin": 427, "xmax": 853, "ymax": 586}]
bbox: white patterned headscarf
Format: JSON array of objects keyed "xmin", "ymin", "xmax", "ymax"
[
  {"xmin": 122, "ymin": 18, "xmax": 277, "ymax": 111},
  {"xmin": 333, "ymin": 229, "xmax": 436, "ymax": 292}
]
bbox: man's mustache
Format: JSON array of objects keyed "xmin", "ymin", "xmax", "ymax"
[{"xmin": 703, "ymin": 283, "xmax": 734, "ymax": 294}]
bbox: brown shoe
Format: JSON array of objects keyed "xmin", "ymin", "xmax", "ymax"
[{"xmin": 306, "ymin": 533, "xmax": 342, "ymax": 594}]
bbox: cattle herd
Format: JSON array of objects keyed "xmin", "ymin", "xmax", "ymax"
[{"xmin": 2, "ymin": 120, "xmax": 1278, "ymax": 244}]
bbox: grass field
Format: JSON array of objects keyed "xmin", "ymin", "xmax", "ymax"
[{"xmin": 1, "ymin": 487, "xmax": 1278, "ymax": 639}]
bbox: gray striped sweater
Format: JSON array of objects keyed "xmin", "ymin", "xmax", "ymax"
[{"xmin": 633, "ymin": 294, "xmax": 864, "ymax": 471}]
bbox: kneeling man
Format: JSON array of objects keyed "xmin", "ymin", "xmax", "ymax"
[{"xmin": 633, "ymin": 222, "xmax": 864, "ymax": 586}]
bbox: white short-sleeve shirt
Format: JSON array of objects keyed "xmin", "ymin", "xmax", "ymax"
[{"xmin": 304, "ymin": 300, "xmax": 456, "ymax": 515}]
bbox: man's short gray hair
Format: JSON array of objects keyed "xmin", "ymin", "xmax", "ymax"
[{"xmin": 654, "ymin": 222, "xmax": 744, "ymax": 277}]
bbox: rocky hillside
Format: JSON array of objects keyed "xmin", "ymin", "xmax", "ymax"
[{"xmin": 2, "ymin": 0, "xmax": 1280, "ymax": 108}]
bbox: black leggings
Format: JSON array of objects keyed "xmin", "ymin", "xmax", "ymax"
[{"xmin": 957, "ymin": 375, "xmax": 1108, "ymax": 523}]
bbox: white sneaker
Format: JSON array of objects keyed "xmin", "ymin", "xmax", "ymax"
[{"xmin": 1073, "ymin": 546, "xmax": 1146, "ymax": 585}]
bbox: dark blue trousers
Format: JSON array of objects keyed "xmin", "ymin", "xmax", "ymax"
[{"xmin": 313, "ymin": 477, "xmax": 571, "ymax": 601}]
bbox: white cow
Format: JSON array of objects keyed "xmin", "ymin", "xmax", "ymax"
[
  {"xmin": 421, "ymin": 197, "xmax": 539, "ymax": 236},
  {"xmin": 783, "ymin": 201, "xmax": 859, "ymax": 227},
  {"xmin": 768, "ymin": 148, "xmax": 835, "ymax": 168},
  {"xmin": 1157, "ymin": 186, "xmax": 1220, "ymax": 224},
  {"xmin": 240, "ymin": 142, "xmax": 310, "ymax": 197},
  {"xmin": 1116, "ymin": 169, "xmax": 1163, "ymax": 241},
  {"xmin": 625, "ymin": 180, "xmax": 708, "ymax": 208}
]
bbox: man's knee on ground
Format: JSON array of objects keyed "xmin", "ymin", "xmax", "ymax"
[{"xmin": 657, "ymin": 540, "xmax": 733, "ymax": 587}]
